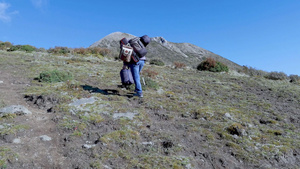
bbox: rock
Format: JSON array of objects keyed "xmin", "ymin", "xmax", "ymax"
[
  {"xmin": 40, "ymin": 135, "xmax": 52, "ymax": 141},
  {"xmin": 82, "ymin": 144, "xmax": 96, "ymax": 149},
  {"xmin": 13, "ymin": 138, "xmax": 21, "ymax": 144},
  {"xmin": 113, "ymin": 112, "xmax": 138, "ymax": 120},
  {"xmin": 142, "ymin": 142, "xmax": 154, "ymax": 146},
  {"xmin": 224, "ymin": 113, "xmax": 232, "ymax": 119},
  {"xmin": 0, "ymin": 105, "xmax": 32, "ymax": 117},
  {"xmin": 0, "ymin": 125, "xmax": 4, "ymax": 129},
  {"xmin": 0, "ymin": 81, "xmax": 3, "ymax": 84},
  {"xmin": 103, "ymin": 165, "xmax": 112, "ymax": 169},
  {"xmin": 69, "ymin": 97, "xmax": 97, "ymax": 107}
]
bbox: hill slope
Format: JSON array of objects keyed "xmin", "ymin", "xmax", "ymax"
[
  {"xmin": 91, "ymin": 32, "xmax": 242, "ymax": 70},
  {"xmin": 0, "ymin": 50, "xmax": 299, "ymax": 168}
]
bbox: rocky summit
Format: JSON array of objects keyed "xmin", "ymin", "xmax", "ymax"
[{"xmin": 90, "ymin": 32, "xmax": 241, "ymax": 70}]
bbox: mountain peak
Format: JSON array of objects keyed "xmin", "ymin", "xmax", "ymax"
[
  {"xmin": 90, "ymin": 32, "xmax": 136, "ymax": 48},
  {"xmin": 90, "ymin": 32, "xmax": 241, "ymax": 70}
]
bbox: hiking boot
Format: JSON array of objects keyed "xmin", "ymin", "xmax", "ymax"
[{"xmin": 133, "ymin": 93, "xmax": 143, "ymax": 98}]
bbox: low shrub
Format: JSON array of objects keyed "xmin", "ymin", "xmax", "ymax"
[
  {"xmin": 0, "ymin": 41, "xmax": 13, "ymax": 50},
  {"xmin": 150, "ymin": 59, "xmax": 165, "ymax": 66},
  {"xmin": 142, "ymin": 68, "xmax": 159, "ymax": 79},
  {"xmin": 197, "ymin": 58, "xmax": 228, "ymax": 72},
  {"xmin": 241, "ymin": 66, "xmax": 268, "ymax": 77},
  {"xmin": 289, "ymin": 74, "xmax": 300, "ymax": 84},
  {"xmin": 90, "ymin": 47, "xmax": 111, "ymax": 56},
  {"xmin": 265, "ymin": 71, "xmax": 288, "ymax": 80},
  {"xmin": 38, "ymin": 70, "xmax": 73, "ymax": 83},
  {"xmin": 72, "ymin": 47, "xmax": 88, "ymax": 55},
  {"xmin": 174, "ymin": 62, "xmax": 186, "ymax": 69},
  {"xmin": 48, "ymin": 46, "xmax": 71, "ymax": 55},
  {"xmin": 7, "ymin": 44, "xmax": 36, "ymax": 53},
  {"xmin": 142, "ymin": 77, "xmax": 159, "ymax": 90},
  {"xmin": 20, "ymin": 45, "xmax": 36, "ymax": 53},
  {"xmin": 71, "ymin": 47, "xmax": 111, "ymax": 57}
]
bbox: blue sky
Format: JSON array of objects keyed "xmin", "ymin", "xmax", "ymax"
[{"xmin": 1, "ymin": 0, "xmax": 300, "ymax": 75}]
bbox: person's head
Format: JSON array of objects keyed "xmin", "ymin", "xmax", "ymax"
[{"xmin": 140, "ymin": 35, "xmax": 151, "ymax": 47}]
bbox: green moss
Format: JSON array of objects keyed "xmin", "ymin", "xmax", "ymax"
[
  {"xmin": 0, "ymin": 124, "xmax": 29, "ymax": 135},
  {"xmin": 133, "ymin": 155, "xmax": 191, "ymax": 169},
  {"xmin": 0, "ymin": 147, "xmax": 18, "ymax": 168},
  {"xmin": 100, "ymin": 129, "xmax": 140, "ymax": 145},
  {"xmin": 80, "ymin": 113, "xmax": 104, "ymax": 124},
  {"xmin": 71, "ymin": 130, "xmax": 83, "ymax": 137},
  {"xmin": 59, "ymin": 118, "xmax": 87, "ymax": 131}
]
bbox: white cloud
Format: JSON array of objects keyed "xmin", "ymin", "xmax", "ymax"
[
  {"xmin": 31, "ymin": 0, "xmax": 48, "ymax": 10},
  {"xmin": 0, "ymin": 2, "xmax": 18, "ymax": 23}
]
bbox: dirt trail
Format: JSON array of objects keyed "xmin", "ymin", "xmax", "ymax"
[{"xmin": 0, "ymin": 69, "xmax": 68, "ymax": 168}]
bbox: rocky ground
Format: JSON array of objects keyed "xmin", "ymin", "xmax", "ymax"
[{"xmin": 0, "ymin": 50, "xmax": 300, "ymax": 169}]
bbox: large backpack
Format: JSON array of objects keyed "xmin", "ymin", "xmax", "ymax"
[
  {"xmin": 119, "ymin": 35, "xmax": 151, "ymax": 63},
  {"xmin": 120, "ymin": 68, "xmax": 134, "ymax": 86},
  {"xmin": 119, "ymin": 38, "xmax": 133, "ymax": 62},
  {"xmin": 129, "ymin": 37, "xmax": 148, "ymax": 63}
]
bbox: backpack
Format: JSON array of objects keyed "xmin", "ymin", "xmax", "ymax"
[
  {"xmin": 129, "ymin": 37, "xmax": 148, "ymax": 63},
  {"xmin": 119, "ymin": 38, "xmax": 133, "ymax": 62},
  {"xmin": 119, "ymin": 35, "xmax": 151, "ymax": 63},
  {"xmin": 120, "ymin": 68, "xmax": 134, "ymax": 86}
]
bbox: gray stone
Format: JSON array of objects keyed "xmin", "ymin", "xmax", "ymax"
[
  {"xmin": 69, "ymin": 97, "xmax": 96, "ymax": 107},
  {"xmin": 142, "ymin": 142, "xmax": 154, "ymax": 146},
  {"xmin": 224, "ymin": 113, "xmax": 232, "ymax": 119},
  {"xmin": 82, "ymin": 144, "xmax": 96, "ymax": 149},
  {"xmin": 13, "ymin": 138, "xmax": 21, "ymax": 144},
  {"xmin": 0, "ymin": 105, "xmax": 32, "ymax": 117},
  {"xmin": 40, "ymin": 135, "xmax": 52, "ymax": 141},
  {"xmin": 113, "ymin": 112, "xmax": 138, "ymax": 120},
  {"xmin": 0, "ymin": 125, "xmax": 4, "ymax": 129}
]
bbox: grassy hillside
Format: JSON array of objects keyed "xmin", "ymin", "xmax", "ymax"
[{"xmin": 0, "ymin": 50, "xmax": 299, "ymax": 168}]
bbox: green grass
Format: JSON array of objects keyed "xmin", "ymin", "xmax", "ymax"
[{"xmin": 0, "ymin": 147, "xmax": 18, "ymax": 168}]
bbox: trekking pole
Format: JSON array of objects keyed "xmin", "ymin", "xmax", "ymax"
[{"xmin": 142, "ymin": 77, "xmax": 146, "ymax": 85}]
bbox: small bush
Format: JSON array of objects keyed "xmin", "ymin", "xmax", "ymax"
[
  {"xmin": 48, "ymin": 46, "xmax": 70, "ymax": 55},
  {"xmin": 90, "ymin": 47, "xmax": 111, "ymax": 56},
  {"xmin": 71, "ymin": 47, "xmax": 111, "ymax": 57},
  {"xmin": 142, "ymin": 77, "xmax": 159, "ymax": 90},
  {"xmin": 174, "ymin": 62, "xmax": 186, "ymax": 69},
  {"xmin": 38, "ymin": 70, "xmax": 73, "ymax": 83},
  {"xmin": 242, "ymin": 66, "xmax": 268, "ymax": 77},
  {"xmin": 142, "ymin": 68, "xmax": 159, "ymax": 79},
  {"xmin": 37, "ymin": 47, "xmax": 47, "ymax": 53},
  {"xmin": 20, "ymin": 45, "xmax": 36, "ymax": 52},
  {"xmin": 197, "ymin": 58, "xmax": 228, "ymax": 72},
  {"xmin": 265, "ymin": 71, "xmax": 288, "ymax": 80},
  {"xmin": 6, "ymin": 44, "xmax": 36, "ymax": 52},
  {"xmin": 150, "ymin": 59, "xmax": 165, "ymax": 66},
  {"xmin": 72, "ymin": 47, "xmax": 88, "ymax": 55},
  {"xmin": 0, "ymin": 41, "xmax": 13, "ymax": 50},
  {"xmin": 289, "ymin": 74, "xmax": 300, "ymax": 84}
]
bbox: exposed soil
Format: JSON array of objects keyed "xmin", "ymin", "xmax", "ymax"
[{"xmin": 0, "ymin": 68, "xmax": 69, "ymax": 168}]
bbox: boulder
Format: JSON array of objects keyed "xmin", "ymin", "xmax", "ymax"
[{"xmin": 0, "ymin": 105, "xmax": 32, "ymax": 117}]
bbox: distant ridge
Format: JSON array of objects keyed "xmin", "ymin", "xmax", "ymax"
[{"xmin": 90, "ymin": 32, "xmax": 241, "ymax": 70}]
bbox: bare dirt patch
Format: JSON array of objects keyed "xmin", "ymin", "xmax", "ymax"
[{"xmin": 0, "ymin": 68, "xmax": 69, "ymax": 168}]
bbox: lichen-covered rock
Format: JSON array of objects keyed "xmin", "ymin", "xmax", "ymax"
[{"xmin": 0, "ymin": 105, "xmax": 32, "ymax": 117}]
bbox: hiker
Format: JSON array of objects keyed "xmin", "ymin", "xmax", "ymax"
[{"xmin": 123, "ymin": 35, "xmax": 151, "ymax": 98}]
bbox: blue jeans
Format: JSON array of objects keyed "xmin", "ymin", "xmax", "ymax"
[{"xmin": 129, "ymin": 60, "xmax": 145, "ymax": 95}]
